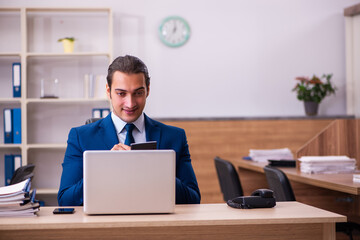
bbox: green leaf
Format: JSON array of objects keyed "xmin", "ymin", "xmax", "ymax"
[
  {"xmin": 292, "ymin": 73, "xmax": 336, "ymax": 102},
  {"xmin": 58, "ymin": 37, "xmax": 75, "ymax": 42}
]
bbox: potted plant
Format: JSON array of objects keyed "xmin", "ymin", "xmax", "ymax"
[
  {"xmin": 292, "ymin": 74, "xmax": 336, "ymax": 116},
  {"xmin": 58, "ymin": 37, "xmax": 75, "ymax": 53}
]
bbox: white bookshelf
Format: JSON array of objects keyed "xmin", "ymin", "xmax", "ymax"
[
  {"xmin": 0, "ymin": 98, "xmax": 21, "ymax": 103},
  {"xmin": 0, "ymin": 7, "xmax": 113, "ymax": 198},
  {"xmin": 26, "ymin": 52, "xmax": 111, "ymax": 57},
  {"xmin": 0, "ymin": 53, "xmax": 21, "ymax": 57},
  {"xmin": 0, "ymin": 144, "xmax": 22, "ymax": 149},
  {"xmin": 26, "ymin": 98, "xmax": 108, "ymax": 103}
]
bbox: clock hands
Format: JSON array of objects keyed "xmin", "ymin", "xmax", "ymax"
[{"xmin": 172, "ymin": 20, "xmax": 177, "ymax": 33}]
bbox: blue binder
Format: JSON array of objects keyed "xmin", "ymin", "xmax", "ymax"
[
  {"xmin": 12, "ymin": 63, "xmax": 21, "ymax": 98},
  {"xmin": 92, "ymin": 108, "xmax": 102, "ymax": 118},
  {"xmin": 3, "ymin": 108, "xmax": 13, "ymax": 144},
  {"xmin": 92, "ymin": 108, "xmax": 110, "ymax": 118},
  {"xmin": 101, "ymin": 108, "xmax": 110, "ymax": 117},
  {"xmin": 12, "ymin": 108, "xmax": 21, "ymax": 144},
  {"xmin": 4, "ymin": 154, "xmax": 14, "ymax": 186}
]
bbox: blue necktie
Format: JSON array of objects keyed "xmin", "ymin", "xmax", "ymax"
[{"xmin": 124, "ymin": 123, "xmax": 135, "ymax": 145}]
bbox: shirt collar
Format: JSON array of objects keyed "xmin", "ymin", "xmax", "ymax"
[{"xmin": 111, "ymin": 112, "xmax": 145, "ymax": 134}]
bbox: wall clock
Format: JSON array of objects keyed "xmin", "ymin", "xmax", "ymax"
[{"xmin": 159, "ymin": 16, "xmax": 191, "ymax": 48}]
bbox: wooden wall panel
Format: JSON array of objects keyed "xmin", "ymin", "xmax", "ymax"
[
  {"xmin": 162, "ymin": 119, "xmax": 334, "ymax": 203},
  {"xmin": 296, "ymin": 119, "xmax": 360, "ymax": 163}
]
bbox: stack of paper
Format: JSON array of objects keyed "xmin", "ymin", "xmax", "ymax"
[
  {"xmin": 249, "ymin": 148, "xmax": 293, "ymax": 162},
  {"xmin": 0, "ymin": 178, "xmax": 39, "ymax": 217},
  {"xmin": 353, "ymin": 174, "xmax": 360, "ymax": 183},
  {"xmin": 298, "ymin": 156, "xmax": 356, "ymax": 174}
]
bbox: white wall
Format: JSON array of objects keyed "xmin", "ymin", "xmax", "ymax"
[{"xmin": 2, "ymin": 0, "xmax": 359, "ymax": 118}]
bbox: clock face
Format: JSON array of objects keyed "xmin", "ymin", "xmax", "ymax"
[{"xmin": 159, "ymin": 16, "xmax": 191, "ymax": 48}]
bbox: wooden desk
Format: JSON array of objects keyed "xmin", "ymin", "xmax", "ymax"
[
  {"xmin": 234, "ymin": 159, "xmax": 360, "ymax": 221},
  {"xmin": 0, "ymin": 203, "xmax": 345, "ymax": 240},
  {"xmin": 235, "ymin": 159, "xmax": 360, "ymax": 195}
]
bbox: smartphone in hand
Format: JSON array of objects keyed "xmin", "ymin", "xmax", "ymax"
[{"xmin": 130, "ymin": 141, "xmax": 157, "ymax": 150}]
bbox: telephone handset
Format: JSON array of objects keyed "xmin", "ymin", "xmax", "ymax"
[{"xmin": 227, "ymin": 189, "xmax": 276, "ymax": 209}]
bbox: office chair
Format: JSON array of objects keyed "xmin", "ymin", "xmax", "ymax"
[
  {"xmin": 85, "ymin": 118, "xmax": 102, "ymax": 125},
  {"xmin": 214, "ymin": 156, "xmax": 244, "ymax": 202},
  {"xmin": 10, "ymin": 164, "xmax": 35, "ymax": 185},
  {"xmin": 263, "ymin": 165, "xmax": 295, "ymax": 201},
  {"xmin": 263, "ymin": 165, "xmax": 360, "ymax": 240}
]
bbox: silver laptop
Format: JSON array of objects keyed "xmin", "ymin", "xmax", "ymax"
[{"xmin": 83, "ymin": 150, "xmax": 175, "ymax": 215}]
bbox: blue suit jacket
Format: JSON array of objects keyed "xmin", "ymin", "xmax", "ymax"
[{"xmin": 57, "ymin": 114, "xmax": 201, "ymax": 206}]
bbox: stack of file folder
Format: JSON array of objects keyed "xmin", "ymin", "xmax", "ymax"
[
  {"xmin": 298, "ymin": 156, "xmax": 356, "ymax": 174},
  {"xmin": 353, "ymin": 174, "xmax": 360, "ymax": 183},
  {"xmin": 249, "ymin": 148, "xmax": 294, "ymax": 162},
  {"xmin": 0, "ymin": 178, "xmax": 39, "ymax": 217}
]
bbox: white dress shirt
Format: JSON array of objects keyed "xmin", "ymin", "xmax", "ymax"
[{"xmin": 111, "ymin": 112, "xmax": 147, "ymax": 144}]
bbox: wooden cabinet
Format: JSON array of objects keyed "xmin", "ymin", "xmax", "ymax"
[{"xmin": 0, "ymin": 8, "xmax": 113, "ymax": 199}]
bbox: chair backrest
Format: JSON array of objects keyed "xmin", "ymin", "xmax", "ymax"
[
  {"xmin": 263, "ymin": 165, "xmax": 296, "ymax": 201},
  {"xmin": 85, "ymin": 118, "xmax": 102, "ymax": 125},
  {"xmin": 214, "ymin": 156, "xmax": 244, "ymax": 202},
  {"xmin": 10, "ymin": 164, "xmax": 35, "ymax": 185}
]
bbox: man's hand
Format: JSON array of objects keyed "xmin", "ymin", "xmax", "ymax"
[{"xmin": 111, "ymin": 143, "xmax": 131, "ymax": 151}]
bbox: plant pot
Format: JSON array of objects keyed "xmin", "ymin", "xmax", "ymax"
[
  {"xmin": 61, "ymin": 39, "xmax": 74, "ymax": 53},
  {"xmin": 304, "ymin": 101, "xmax": 319, "ymax": 116}
]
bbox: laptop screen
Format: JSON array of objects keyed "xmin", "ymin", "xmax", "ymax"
[{"xmin": 83, "ymin": 150, "xmax": 175, "ymax": 215}]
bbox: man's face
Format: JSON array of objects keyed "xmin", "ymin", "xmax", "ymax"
[{"xmin": 106, "ymin": 71, "xmax": 149, "ymax": 123}]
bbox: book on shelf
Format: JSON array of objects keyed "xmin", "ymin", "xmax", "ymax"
[
  {"xmin": 3, "ymin": 109, "xmax": 13, "ymax": 144},
  {"xmin": 4, "ymin": 154, "xmax": 22, "ymax": 186},
  {"xmin": 92, "ymin": 108, "xmax": 110, "ymax": 118},
  {"xmin": 12, "ymin": 108, "xmax": 21, "ymax": 144},
  {"xmin": 3, "ymin": 108, "xmax": 21, "ymax": 144},
  {"xmin": 101, "ymin": 108, "xmax": 110, "ymax": 117},
  {"xmin": 88, "ymin": 74, "xmax": 95, "ymax": 98},
  {"xmin": 94, "ymin": 74, "xmax": 107, "ymax": 99},
  {"xmin": 12, "ymin": 62, "xmax": 21, "ymax": 98},
  {"xmin": 84, "ymin": 74, "xmax": 107, "ymax": 99},
  {"xmin": 0, "ymin": 179, "xmax": 39, "ymax": 217}
]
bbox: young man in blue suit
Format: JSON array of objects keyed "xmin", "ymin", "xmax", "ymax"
[{"xmin": 58, "ymin": 55, "xmax": 201, "ymax": 206}]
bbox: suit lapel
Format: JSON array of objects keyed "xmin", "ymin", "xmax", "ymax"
[
  {"xmin": 144, "ymin": 114, "xmax": 161, "ymax": 147},
  {"xmin": 98, "ymin": 114, "xmax": 119, "ymax": 150}
]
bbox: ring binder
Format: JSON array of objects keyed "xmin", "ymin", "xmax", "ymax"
[
  {"xmin": 12, "ymin": 108, "xmax": 21, "ymax": 144},
  {"xmin": 3, "ymin": 109, "xmax": 13, "ymax": 144},
  {"xmin": 12, "ymin": 63, "xmax": 21, "ymax": 98}
]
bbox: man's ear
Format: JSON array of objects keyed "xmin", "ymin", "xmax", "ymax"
[{"xmin": 106, "ymin": 83, "xmax": 111, "ymax": 99}]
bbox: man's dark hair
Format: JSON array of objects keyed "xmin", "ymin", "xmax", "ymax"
[{"xmin": 107, "ymin": 55, "xmax": 150, "ymax": 89}]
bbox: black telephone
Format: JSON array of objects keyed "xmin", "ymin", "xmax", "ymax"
[{"xmin": 227, "ymin": 189, "xmax": 276, "ymax": 209}]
